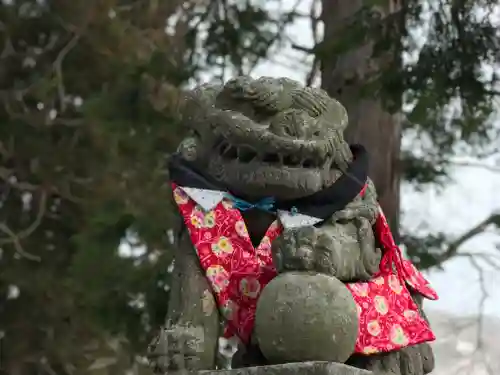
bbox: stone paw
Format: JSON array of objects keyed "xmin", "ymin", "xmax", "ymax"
[
  {"xmin": 147, "ymin": 323, "xmax": 205, "ymax": 374},
  {"xmin": 346, "ymin": 343, "xmax": 435, "ymax": 375},
  {"xmin": 271, "ymin": 226, "xmax": 325, "ymax": 272}
]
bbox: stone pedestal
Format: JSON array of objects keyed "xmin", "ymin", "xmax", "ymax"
[{"xmin": 196, "ymin": 362, "xmax": 372, "ymax": 375}]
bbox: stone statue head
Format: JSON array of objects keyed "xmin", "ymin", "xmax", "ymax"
[{"xmin": 176, "ymin": 76, "xmax": 352, "ymax": 199}]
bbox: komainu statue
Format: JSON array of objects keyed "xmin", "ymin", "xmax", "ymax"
[{"xmin": 148, "ymin": 76, "xmax": 438, "ymax": 375}]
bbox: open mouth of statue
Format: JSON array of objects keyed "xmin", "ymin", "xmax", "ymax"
[{"xmin": 215, "ymin": 136, "xmax": 333, "ymax": 169}]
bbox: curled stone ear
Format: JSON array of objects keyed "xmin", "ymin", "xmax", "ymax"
[
  {"xmin": 181, "ymin": 83, "xmax": 223, "ymax": 124},
  {"xmin": 330, "ymin": 98, "xmax": 349, "ymax": 131},
  {"xmin": 177, "ymin": 137, "xmax": 199, "ymax": 161}
]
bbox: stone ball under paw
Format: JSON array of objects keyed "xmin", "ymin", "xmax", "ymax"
[{"xmin": 254, "ymin": 271, "xmax": 358, "ymax": 364}]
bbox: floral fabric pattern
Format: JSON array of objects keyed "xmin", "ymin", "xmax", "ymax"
[
  {"xmin": 171, "ymin": 183, "xmax": 438, "ymax": 354},
  {"xmin": 172, "ymin": 184, "xmax": 281, "ymax": 343},
  {"xmin": 346, "ymin": 208, "xmax": 437, "ymax": 353}
]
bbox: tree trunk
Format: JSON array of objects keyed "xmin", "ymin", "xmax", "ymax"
[{"xmin": 320, "ymin": 0, "xmax": 402, "ymax": 241}]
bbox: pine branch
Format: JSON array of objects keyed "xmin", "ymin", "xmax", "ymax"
[
  {"xmin": 434, "ymin": 212, "xmax": 500, "ymax": 266},
  {"xmin": 449, "ymin": 160, "xmax": 500, "ymax": 173},
  {"xmin": 53, "ymin": 33, "xmax": 81, "ymax": 113}
]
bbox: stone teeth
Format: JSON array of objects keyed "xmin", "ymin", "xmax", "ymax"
[
  {"xmin": 227, "ymin": 146, "xmax": 238, "ymax": 159},
  {"xmin": 213, "ymin": 136, "xmax": 224, "ymax": 149},
  {"xmin": 237, "ymin": 146, "xmax": 258, "ymax": 162},
  {"xmin": 323, "ymin": 156, "xmax": 333, "ymax": 170},
  {"xmin": 216, "ymin": 139, "xmax": 327, "ymax": 168},
  {"xmin": 219, "ymin": 142, "xmax": 230, "ymax": 155}
]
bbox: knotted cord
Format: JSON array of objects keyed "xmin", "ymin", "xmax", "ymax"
[{"xmin": 224, "ymin": 194, "xmax": 276, "ymax": 213}]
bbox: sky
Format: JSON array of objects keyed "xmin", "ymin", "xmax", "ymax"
[{"xmin": 246, "ymin": 0, "xmax": 500, "ymax": 319}]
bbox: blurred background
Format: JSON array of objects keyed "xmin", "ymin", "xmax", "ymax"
[{"xmin": 0, "ymin": 0, "xmax": 499, "ymax": 374}]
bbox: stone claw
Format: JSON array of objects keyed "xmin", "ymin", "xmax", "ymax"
[
  {"xmin": 272, "ymin": 227, "xmax": 320, "ymax": 272},
  {"xmin": 147, "ymin": 323, "xmax": 205, "ymax": 374}
]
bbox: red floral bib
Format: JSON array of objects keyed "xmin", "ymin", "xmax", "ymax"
[{"xmin": 171, "ymin": 183, "xmax": 438, "ymax": 355}]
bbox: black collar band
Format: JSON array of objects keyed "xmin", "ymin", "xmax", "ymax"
[{"xmin": 168, "ymin": 144, "xmax": 369, "ymax": 221}]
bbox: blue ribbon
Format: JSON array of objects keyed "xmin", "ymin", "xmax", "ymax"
[{"xmin": 224, "ymin": 194, "xmax": 276, "ymax": 213}]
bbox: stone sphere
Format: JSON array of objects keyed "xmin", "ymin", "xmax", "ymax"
[{"xmin": 254, "ymin": 271, "xmax": 358, "ymax": 364}]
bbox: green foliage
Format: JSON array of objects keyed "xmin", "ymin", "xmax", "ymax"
[
  {"xmin": 0, "ymin": 0, "xmax": 183, "ymax": 373},
  {"xmin": 184, "ymin": 0, "xmax": 298, "ymax": 79},
  {"xmin": 402, "ymin": 212, "xmax": 500, "ymax": 270},
  {"xmin": 399, "ymin": 150, "xmax": 450, "ymax": 187},
  {"xmin": 317, "ymin": 1, "xmax": 499, "ymax": 184},
  {"xmin": 316, "ymin": 0, "xmax": 499, "ymax": 269},
  {"xmin": 0, "ymin": 0, "xmax": 290, "ymax": 373},
  {"xmin": 401, "ymin": 1, "xmax": 499, "ymax": 181},
  {"xmin": 401, "ymin": 232, "xmax": 450, "ymax": 270},
  {"xmin": 398, "ymin": 1, "xmax": 500, "ymax": 267}
]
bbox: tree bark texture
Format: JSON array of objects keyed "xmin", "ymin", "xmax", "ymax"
[{"xmin": 320, "ymin": 0, "xmax": 402, "ymax": 241}]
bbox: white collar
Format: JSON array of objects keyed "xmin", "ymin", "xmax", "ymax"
[{"xmin": 178, "ymin": 186, "xmax": 323, "ymax": 229}]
